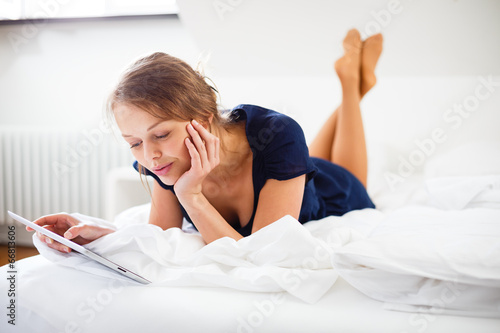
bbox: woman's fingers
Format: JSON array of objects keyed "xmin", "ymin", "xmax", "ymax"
[
  {"xmin": 187, "ymin": 122, "xmax": 208, "ymax": 167},
  {"xmin": 28, "ymin": 214, "xmax": 80, "ymax": 252},
  {"xmin": 28, "ymin": 214, "xmax": 115, "ymax": 253},
  {"xmin": 45, "ymin": 237, "xmax": 72, "ymax": 253},
  {"xmin": 178, "ymin": 119, "xmax": 221, "ymax": 197},
  {"xmin": 188, "ymin": 120, "xmax": 220, "ymax": 169},
  {"xmin": 29, "ymin": 214, "xmax": 79, "ymax": 231},
  {"xmin": 35, "ymin": 228, "xmax": 72, "ymax": 253},
  {"xmin": 65, "ymin": 224, "xmax": 114, "ymax": 244},
  {"xmin": 185, "ymin": 137, "xmax": 202, "ymax": 171}
]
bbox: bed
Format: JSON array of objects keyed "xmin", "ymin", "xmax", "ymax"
[
  {"xmin": 3, "ymin": 74, "xmax": 500, "ymax": 331},
  {"xmin": 2, "ymin": 160, "xmax": 500, "ymax": 332},
  {"xmin": 2, "ymin": 0, "xmax": 500, "ymax": 329}
]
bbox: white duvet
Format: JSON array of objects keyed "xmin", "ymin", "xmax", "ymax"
[
  {"xmin": 27, "ymin": 175, "xmax": 500, "ymax": 319},
  {"xmin": 2, "ymin": 175, "xmax": 500, "ymax": 333}
]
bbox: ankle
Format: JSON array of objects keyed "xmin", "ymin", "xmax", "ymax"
[
  {"xmin": 341, "ymin": 82, "xmax": 362, "ymax": 99},
  {"xmin": 360, "ymin": 76, "xmax": 376, "ymax": 97}
]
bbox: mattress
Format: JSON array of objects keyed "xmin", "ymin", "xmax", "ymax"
[
  {"xmin": 1, "ymin": 174, "xmax": 500, "ymax": 332},
  {"xmin": 4, "ymin": 255, "xmax": 500, "ymax": 333}
]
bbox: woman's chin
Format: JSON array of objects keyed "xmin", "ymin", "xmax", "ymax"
[{"xmin": 158, "ymin": 175, "xmax": 176, "ymax": 186}]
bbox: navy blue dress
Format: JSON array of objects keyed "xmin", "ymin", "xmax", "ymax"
[{"xmin": 134, "ymin": 104, "xmax": 375, "ymax": 236}]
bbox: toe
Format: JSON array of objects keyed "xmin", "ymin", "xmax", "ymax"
[
  {"xmin": 343, "ymin": 28, "xmax": 362, "ymax": 53},
  {"xmin": 363, "ymin": 33, "xmax": 384, "ymax": 49}
]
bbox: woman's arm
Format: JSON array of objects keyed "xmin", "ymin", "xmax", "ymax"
[
  {"xmin": 178, "ymin": 176, "xmax": 305, "ymax": 243},
  {"xmin": 251, "ymin": 175, "xmax": 306, "ymax": 233},
  {"xmin": 177, "ymin": 193, "xmax": 244, "ymax": 243},
  {"xmin": 149, "ymin": 181, "xmax": 184, "ymax": 230},
  {"xmin": 174, "ymin": 120, "xmax": 243, "ymax": 243},
  {"xmin": 174, "ymin": 120, "xmax": 306, "ymax": 243}
]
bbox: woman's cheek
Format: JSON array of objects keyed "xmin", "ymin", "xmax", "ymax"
[
  {"xmin": 131, "ymin": 149, "xmax": 140, "ymax": 159},
  {"xmin": 130, "ymin": 150, "xmax": 145, "ymax": 166}
]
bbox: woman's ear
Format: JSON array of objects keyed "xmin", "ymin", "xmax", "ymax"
[{"xmin": 199, "ymin": 114, "xmax": 213, "ymax": 129}]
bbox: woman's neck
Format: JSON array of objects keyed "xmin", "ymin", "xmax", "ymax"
[{"xmin": 206, "ymin": 122, "xmax": 251, "ymax": 185}]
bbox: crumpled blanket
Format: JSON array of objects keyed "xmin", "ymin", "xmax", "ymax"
[
  {"xmin": 332, "ymin": 206, "xmax": 500, "ymax": 318},
  {"xmin": 34, "ymin": 211, "xmax": 351, "ymax": 304},
  {"xmin": 33, "ymin": 196, "xmax": 500, "ymax": 317},
  {"xmin": 425, "ymin": 174, "xmax": 500, "ymax": 210}
]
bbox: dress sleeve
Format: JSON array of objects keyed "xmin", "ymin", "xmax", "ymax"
[
  {"xmin": 259, "ymin": 113, "xmax": 317, "ymax": 182},
  {"xmin": 133, "ymin": 160, "xmax": 174, "ymax": 191}
]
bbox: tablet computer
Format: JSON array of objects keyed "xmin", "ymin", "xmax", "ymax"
[{"xmin": 8, "ymin": 211, "xmax": 151, "ymax": 285}]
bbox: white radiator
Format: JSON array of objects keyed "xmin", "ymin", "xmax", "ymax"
[{"xmin": 0, "ymin": 127, "xmax": 134, "ymax": 225}]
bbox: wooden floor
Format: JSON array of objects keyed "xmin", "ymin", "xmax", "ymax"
[{"xmin": 0, "ymin": 245, "xmax": 39, "ymax": 266}]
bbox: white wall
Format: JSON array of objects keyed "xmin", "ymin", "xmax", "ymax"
[
  {"xmin": 2, "ymin": 0, "xmax": 499, "ymax": 129},
  {"xmin": 177, "ymin": 0, "xmax": 500, "ymax": 77},
  {"xmin": 0, "ymin": 15, "xmax": 199, "ymax": 129}
]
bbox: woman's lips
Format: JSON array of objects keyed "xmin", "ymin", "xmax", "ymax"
[{"xmin": 152, "ymin": 162, "xmax": 173, "ymax": 176}]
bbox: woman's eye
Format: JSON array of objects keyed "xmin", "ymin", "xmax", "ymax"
[
  {"xmin": 155, "ymin": 133, "xmax": 169, "ymax": 140},
  {"xmin": 130, "ymin": 141, "xmax": 142, "ymax": 149}
]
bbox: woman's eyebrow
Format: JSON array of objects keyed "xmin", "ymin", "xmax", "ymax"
[
  {"xmin": 122, "ymin": 121, "xmax": 164, "ymax": 138},
  {"xmin": 147, "ymin": 121, "xmax": 163, "ymax": 131}
]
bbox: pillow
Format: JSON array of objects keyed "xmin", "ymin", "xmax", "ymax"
[{"xmin": 424, "ymin": 141, "xmax": 500, "ymax": 178}]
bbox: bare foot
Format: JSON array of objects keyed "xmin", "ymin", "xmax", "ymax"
[
  {"xmin": 334, "ymin": 29, "xmax": 362, "ymax": 88},
  {"xmin": 360, "ymin": 33, "xmax": 383, "ymax": 97}
]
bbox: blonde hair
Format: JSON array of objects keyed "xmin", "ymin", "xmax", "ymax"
[
  {"xmin": 106, "ymin": 52, "xmax": 231, "ymax": 195},
  {"xmin": 107, "ymin": 52, "xmax": 227, "ymax": 127}
]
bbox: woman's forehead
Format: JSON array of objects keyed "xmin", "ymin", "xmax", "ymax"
[{"xmin": 114, "ymin": 104, "xmax": 181, "ymax": 134}]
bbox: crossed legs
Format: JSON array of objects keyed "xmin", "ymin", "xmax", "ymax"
[{"xmin": 308, "ymin": 29, "xmax": 383, "ymax": 188}]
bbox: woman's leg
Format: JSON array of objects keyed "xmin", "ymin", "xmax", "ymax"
[
  {"xmin": 308, "ymin": 109, "xmax": 339, "ymax": 161},
  {"xmin": 309, "ymin": 30, "xmax": 383, "ymax": 187}
]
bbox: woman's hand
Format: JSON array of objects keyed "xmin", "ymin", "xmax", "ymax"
[
  {"xmin": 28, "ymin": 214, "xmax": 115, "ymax": 253},
  {"xmin": 174, "ymin": 119, "xmax": 220, "ymax": 200}
]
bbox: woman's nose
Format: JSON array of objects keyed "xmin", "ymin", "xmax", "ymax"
[{"xmin": 144, "ymin": 141, "xmax": 161, "ymax": 162}]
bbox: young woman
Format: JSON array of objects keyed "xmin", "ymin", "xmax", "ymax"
[{"xmin": 30, "ymin": 29, "xmax": 382, "ymax": 251}]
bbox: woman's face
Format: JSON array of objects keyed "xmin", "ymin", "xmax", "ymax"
[{"xmin": 114, "ymin": 103, "xmax": 191, "ymax": 185}]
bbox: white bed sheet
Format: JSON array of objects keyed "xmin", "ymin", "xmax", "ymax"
[
  {"xmin": 3, "ymin": 255, "xmax": 500, "ymax": 333},
  {"xmin": 2, "ymin": 175, "xmax": 500, "ymax": 332}
]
